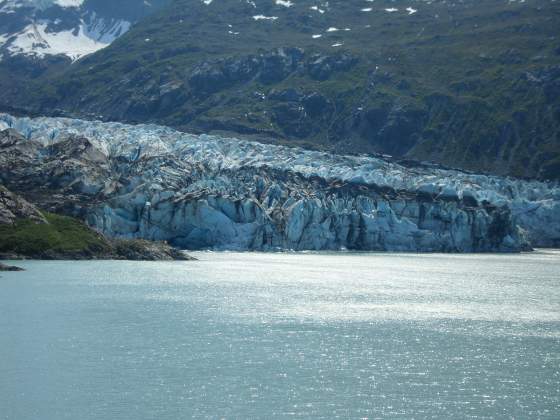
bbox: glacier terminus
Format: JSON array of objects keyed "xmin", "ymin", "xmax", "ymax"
[{"xmin": 1, "ymin": 113, "xmax": 559, "ymax": 252}]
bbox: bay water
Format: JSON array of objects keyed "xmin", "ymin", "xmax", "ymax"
[{"xmin": 1, "ymin": 251, "xmax": 559, "ymax": 418}]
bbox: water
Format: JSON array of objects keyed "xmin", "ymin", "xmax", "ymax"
[{"xmin": 1, "ymin": 251, "xmax": 559, "ymax": 419}]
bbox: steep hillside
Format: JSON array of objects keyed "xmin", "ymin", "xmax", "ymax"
[
  {"xmin": 0, "ymin": 0, "xmax": 172, "ymax": 59},
  {"xmin": 0, "ymin": 0, "xmax": 172, "ymax": 108},
  {"xmin": 2, "ymin": 0, "xmax": 560, "ymax": 179}
]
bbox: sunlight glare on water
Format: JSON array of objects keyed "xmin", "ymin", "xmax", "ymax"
[{"xmin": 1, "ymin": 250, "xmax": 559, "ymax": 419}]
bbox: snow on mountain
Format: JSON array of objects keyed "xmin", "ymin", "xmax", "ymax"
[
  {"xmin": 54, "ymin": 0, "xmax": 84, "ymax": 6},
  {"xmin": 4, "ymin": 19, "xmax": 127, "ymax": 60},
  {"xmin": 0, "ymin": 0, "xmax": 157, "ymax": 61},
  {"xmin": 0, "ymin": 0, "xmax": 83, "ymax": 12},
  {"xmin": 1, "ymin": 0, "xmax": 541, "ymax": 60}
]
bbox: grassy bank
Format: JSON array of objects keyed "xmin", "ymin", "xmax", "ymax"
[{"xmin": 0, "ymin": 212, "xmax": 110, "ymax": 258}]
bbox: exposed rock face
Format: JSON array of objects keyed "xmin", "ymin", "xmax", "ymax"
[
  {"xmin": 0, "ymin": 182, "xmax": 194, "ymax": 261},
  {"xmin": 188, "ymin": 48, "xmax": 354, "ymax": 95},
  {"xmin": 1, "ymin": 114, "xmax": 558, "ymax": 252},
  {"xmin": 307, "ymin": 53, "xmax": 358, "ymax": 81},
  {"xmin": 0, "ymin": 184, "xmax": 46, "ymax": 225},
  {"xmin": 111, "ymin": 239, "xmax": 196, "ymax": 261},
  {"xmin": 0, "ymin": 262, "xmax": 24, "ymax": 271}
]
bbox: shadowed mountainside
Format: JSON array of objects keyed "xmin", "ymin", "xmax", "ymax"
[{"xmin": 1, "ymin": 0, "xmax": 559, "ymax": 180}]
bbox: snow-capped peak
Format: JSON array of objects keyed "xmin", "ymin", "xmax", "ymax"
[{"xmin": 0, "ymin": 0, "xmax": 156, "ymax": 61}]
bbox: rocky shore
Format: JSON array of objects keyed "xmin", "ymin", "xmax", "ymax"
[
  {"xmin": 0, "ymin": 262, "xmax": 24, "ymax": 271},
  {"xmin": 0, "ymin": 185, "xmax": 195, "ymax": 262},
  {"xmin": 0, "ymin": 240, "xmax": 195, "ymax": 261}
]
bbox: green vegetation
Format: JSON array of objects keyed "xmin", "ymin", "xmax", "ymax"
[
  {"xmin": 0, "ymin": 212, "xmax": 193, "ymax": 260},
  {"xmin": 1, "ymin": 0, "xmax": 559, "ymax": 179},
  {"xmin": 0, "ymin": 213, "xmax": 110, "ymax": 257}
]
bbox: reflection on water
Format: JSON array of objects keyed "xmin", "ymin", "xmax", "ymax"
[{"xmin": 1, "ymin": 250, "xmax": 559, "ymax": 419}]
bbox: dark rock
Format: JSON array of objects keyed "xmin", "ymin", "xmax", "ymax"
[
  {"xmin": 259, "ymin": 48, "xmax": 304, "ymax": 84},
  {"xmin": 302, "ymin": 93, "xmax": 331, "ymax": 118},
  {"xmin": 0, "ymin": 262, "xmax": 24, "ymax": 271},
  {"xmin": 357, "ymin": 104, "xmax": 427, "ymax": 156},
  {"xmin": 396, "ymin": 79, "xmax": 411, "ymax": 90},
  {"xmin": 49, "ymin": 136, "xmax": 106, "ymax": 163},
  {"xmin": 450, "ymin": 79, "xmax": 481, "ymax": 93},
  {"xmin": 307, "ymin": 53, "xmax": 358, "ymax": 81},
  {"xmin": 157, "ymin": 80, "xmax": 186, "ymax": 112},
  {"xmin": 272, "ymin": 103, "xmax": 310, "ymax": 138},
  {"xmin": 189, "ymin": 62, "xmax": 229, "ymax": 94},
  {"xmin": 0, "ymin": 185, "xmax": 46, "ymax": 225},
  {"xmin": 222, "ymin": 56, "xmax": 261, "ymax": 83},
  {"xmin": 189, "ymin": 48, "xmax": 304, "ymax": 94},
  {"xmin": 111, "ymin": 239, "xmax": 196, "ymax": 261}
]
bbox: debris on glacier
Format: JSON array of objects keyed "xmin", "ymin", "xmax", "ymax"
[{"xmin": 1, "ymin": 113, "xmax": 558, "ymax": 251}]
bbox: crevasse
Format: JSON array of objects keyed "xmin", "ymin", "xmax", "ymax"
[{"xmin": 1, "ymin": 113, "xmax": 559, "ymax": 251}]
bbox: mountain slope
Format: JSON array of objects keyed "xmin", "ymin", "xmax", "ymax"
[
  {"xmin": 2, "ymin": 0, "xmax": 560, "ymax": 179},
  {"xmin": 0, "ymin": 0, "xmax": 172, "ymax": 110},
  {"xmin": 0, "ymin": 0, "xmax": 171, "ymax": 61}
]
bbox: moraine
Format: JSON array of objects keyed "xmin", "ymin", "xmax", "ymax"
[{"xmin": 1, "ymin": 113, "xmax": 559, "ymax": 252}]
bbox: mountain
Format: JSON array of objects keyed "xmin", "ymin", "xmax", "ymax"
[
  {"xmin": 2, "ymin": 113, "xmax": 559, "ymax": 252},
  {"xmin": 0, "ymin": 0, "xmax": 558, "ymax": 181},
  {"xmin": 0, "ymin": 0, "xmax": 172, "ymax": 111},
  {"xmin": 0, "ymin": 0, "xmax": 172, "ymax": 61}
]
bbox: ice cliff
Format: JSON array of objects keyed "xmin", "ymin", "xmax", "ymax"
[{"xmin": 1, "ymin": 113, "xmax": 559, "ymax": 251}]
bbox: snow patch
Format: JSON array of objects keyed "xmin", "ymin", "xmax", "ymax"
[
  {"xmin": 54, "ymin": 0, "xmax": 84, "ymax": 7},
  {"xmin": 275, "ymin": 0, "xmax": 293, "ymax": 7},
  {"xmin": 253, "ymin": 15, "xmax": 279, "ymax": 20},
  {"xmin": 7, "ymin": 22, "xmax": 113, "ymax": 61}
]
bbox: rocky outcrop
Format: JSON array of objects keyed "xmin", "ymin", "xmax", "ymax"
[
  {"xmin": 0, "ymin": 262, "xmax": 24, "ymax": 271},
  {"xmin": 0, "ymin": 182, "xmax": 195, "ymax": 261},
  {"xmin": 1, "ymin": 114, "xmax": 558, "ymax": 252},
  {"xmin": 188, "ymin": 48, "xmax": 305, "ymax": 94},
  {"xmin": 270, "ymin": 90, "xmax": 333, "ymax": 138},
  {"xmin": 188, "ymin": 48, "xmax": 356, "ymax": 95},
  {"xmin": 306, "ymin": 53, "xmax": 358, "ymax": 81},
  {"xmin": 355, "ymin": 104, "xmax": 428, "ymax": 157},
  {"xmin": 111, "ymin": 239, "xmax": 195, "ymax": 261},
  {"xmin": 0, "ymin": 184, "xmax": 46, "ymax": 225}
]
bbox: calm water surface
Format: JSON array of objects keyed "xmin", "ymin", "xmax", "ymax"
[{"xmin": 1, "ymin": 251, "xmax": 559, "ymax": 419}]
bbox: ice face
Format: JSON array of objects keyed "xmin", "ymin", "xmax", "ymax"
[{"xmin": 1, "ymin": 113, "xmax": 558, "ymax": 250}]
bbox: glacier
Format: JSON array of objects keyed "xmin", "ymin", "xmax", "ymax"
[{"xmin": 1, "ymin": 113, "xmax": 559, "ymax": 251}]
